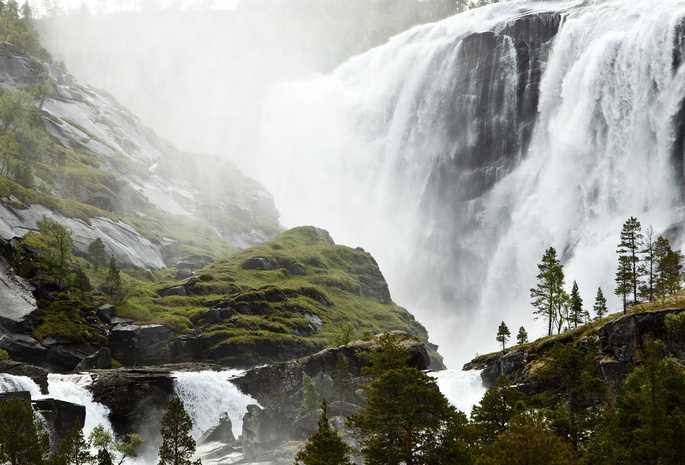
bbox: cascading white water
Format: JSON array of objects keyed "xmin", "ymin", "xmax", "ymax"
[
  {"xmin": 434, "ymin": 369, "xmax": 486, "ymax": 415},
  {"xmin": 172, "ymin": 370, "xmax": 257, "ymax": 440},
  {"xmin": 254, "ymin": 0, "xmax": 685, "ymax": 366},
  {"xmin": 0, "ymin": 373, "xmax": 42, "ymax": 397},
  {"xmin": 47, "ymin": 374, "xmax": 114, "ymax": 437}
]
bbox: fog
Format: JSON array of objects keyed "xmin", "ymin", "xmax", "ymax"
[{"xmin": 38, "ymin": 0, "xmax": 685, "ymax": 369}]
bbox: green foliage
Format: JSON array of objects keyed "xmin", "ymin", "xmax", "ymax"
[
  {"xmin": 471, "ymin": 375, "xmax": 527, "ymax": 444},
  {"xmin": 516, "ymin": 326, "xmax": 528, "ymax": 345},
  {"xmin": 294, "ymin": 399, "xmax": 352, "ymax": 465},
  {"xmin": 348, "ymin": 365, "xmax": 454, "ymax": 465},
  {"xmin": 483, "ymin": 413, "xmax": 579, "ymax": 465},
  {"xmin": 0, "ymin": 397, "xmax": 50, "ymax": 465},
  {"xmin": 158, "ymin": 397, "xmax": 200, "ymax": 465},
  {"xmin": 37, "ymin": 217, "xmax": 74, "ymax": 287},
  {"xmin": 654, "ymin": 236, "xmax": 683, "ymax": 304},
  {"xmin": 666, "ymin": 312, "xmax": 685, "ymax": 341},
  {"xmin": 536, "ymin": 343, "xmax": 607, "ymax": 450},
  {"xmin": 89, "ymin": 424, "xmax": 143, "ymax": 465},
  {"xmin": 615, "ymin": 217, "xmax": 643, "ymax": 312},
  {"xmin": 331, "ymin": 353, "xmax": 354, "ymax": 415},
  {"xmin": 73, "ymin": 269, "xmax": 92, "ymax": 299},
  {"xmin": 333, "ymin": 321, "xmax": 354, "ymax": 347},
  {"xmin": 496, "ymin": 321, "xmax": 510, "ymax": 351},
  {"xmin": 363, "ymin": 333, "xmax": 413, "ymax": 377},
  {"xmin": 0, "ymin": 349, "xmax": 9, "ymax": 361},
  {"xmin": 593, "ymin": 287, "xmax": 607, "ymax": 321},
  {"xmin": 569, "ymin": 281, "xmax": 583, "ymax": 329},
  {"xmin": 530, "ymin": 247, "xmax": 566, "ymax": 336},
  {"xmin": 55, "ymin": 417, "xmax": 93, "ymax": 465},
  {"xmin": 300, "ymin": 374, "xmax": 320, "ymax": 414},
  {"xmin": 87, "ymin": 238, "xmax": 107, "ymax": 272}
]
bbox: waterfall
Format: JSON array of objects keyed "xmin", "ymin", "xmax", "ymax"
[
  {"xmin": 172, "ymin": 370, "xmax": 257, "ymax": 440},
  {"xmin": 46, "ymin": 374, "xmax": 114, "ymax": 437},
  {"xmin": 435, "ymin": 369, "xmax": 486, "ymax": 415},
  {"xmin": 0, "ymin": 373, "xmax": 42, "ymax": 397},
  {"xmin": 254, "ymin": 0, "xmax": 685, "ymax": 366}
]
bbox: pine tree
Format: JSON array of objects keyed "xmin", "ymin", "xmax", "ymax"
[
  {"xmin": 471, "ymin": 374, "xmax": 526, "ymax": 444},
  {"xmin": 530, "ymin": 247, "xmax": 565, "ymax": 336},
  {"xmin": 0, "ymin": 397, "xmax": 50, "ymax": 465},
  {"xmin": 38, "ymin": 217, "xmax": 73, "ymax": 288},
  {"xmin": 516, "ymin": 326, "xmax": 528, "ymax": 345},
  {"xmin": 55, "ymin": 417, "xmax": 93, "ymax": 465},
  {"xmin": 331, "ymin": 353, "xmax": 354, "ymax": 416},
  {"xmin": 294, "ymin": 399, "xmax": 352, "ymax": 465},
  {"xmin": 73, "ymin": 269, "xmax": 92, "ymax": 299},
  {"xmin": 157, "ymin": 397, "xmax": 200, "ymax": 465},
  {"xmin": 569, "ymin": 280, "xmax": 583, "ymax": 328},
  {"xmin": 616, "ymin": 217, "xmax": 643, "ymax": 312},
  {"xmin": 87, "ymin": 237, "xmax": 107, "ymax": 272},
  {"xmin": 593, "ymin": 287, "xmax": 608, "ymax": 321},
  {"xmin": 496, "ymin": 321, "xmax": 510, "ymax": 352},
  {"xmin": 639, "ymin": 225, "xmax": 656, "ymax": 302},
  {"xmin": 104, "ymin": 254, "xmax": 120, "ymax": 298},
  {"xmin": 300, "ymin": 374, "xmax": 319, "ymax": 413}
]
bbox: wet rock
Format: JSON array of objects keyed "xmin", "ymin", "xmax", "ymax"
[
  {"xmin": 0, "ymin": 256, "xmax": 40, "ymax": 334},
  {"xmin": 287, "ymin": 263, "xmax": 306, "ymax": 276},
  {"xmin": 242, "ymin": 257, "xmax": 279, "ymax": 271},
  {"xmin": 198, "ymin": 412, "xmax": 237, "ymax": 446},
  {"xmin": 110, "ymin": 324, "xmax": 173, "ymax": 366},
  {"xmin": 0, "ymin": 360, "xmax": 49, "ymax": 394},
  {"xmin": 74, "ymin": 347, "xmax": 112, "ymax": 372},
  {"xmin": 96, "ymin": 305, "xmax": 116, "ymax": 324},
  {"xmin": 157, "ymin": 285, "xmax": 187, "ymax": 297},
  {"xmin": 34, "ymin": 398, "xmax": 87, "ymax": 447}
]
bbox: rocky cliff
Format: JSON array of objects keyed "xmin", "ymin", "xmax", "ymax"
[{"xmin": 465, "ymin": 308, "xmax": 685, "ymax": 395}]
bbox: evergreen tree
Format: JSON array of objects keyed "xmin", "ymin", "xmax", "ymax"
[
  {"xmin": 73, "ymin": 269, "xmax": 92, "ymax": 299},
  {"xmin": 347, "ymin": 365, "xmax": 453, "ymax": 465},
  {"xmin": 0, "ymin": 397, "xmax": 50, "ymax": 465},
  {"xmin": 55, "ymin": 417, "xmax": 93, "ymax": 465},
  {"xmin": 615, "ymin": 217, "xmax": 643, "ymax": 312},
  {"xmin": 157, "ymin": 397, "xmax": 200, "ymax": 465},
  {"xmin": 593, "ymin": 287, "xmax": 608, "ymax": 321},
  {"xmin": 300, "ymin": 374, "xmax": 319, "ymax": 413},
  {"xmin": 516, "ymin": 326, "xmax": 528, "ymax": 345},
  {"xmin": 87, "ymin": 238, "xmax": 107, "ymax": 272},
  {"xmin": 294, "ymin": 399, "xmax": 352, "ymax": 465},
  {"xmin": 96, "ymin": 450, "xmax": 112, "ymax": 465},
  {"xmin": 104, "ymin": 254, "xmax": 120, "ymax": 297},
  {"xmin": 639, "ymin": 225, "xmax": 656, "ymax": 302},
  {"xmin": 348, "ymin": 336, "xmax": 456, "ymax": 465},
  {"xmin": 484, "ymin": 413, "xmax": 578, "ymax": 465},
  {"xmin": 471, "ymin": 374, "xmax": 526, "ymax": 444},
  {"xmin": 38, "ymin": 217, "xmax": 73, "ymax": 288},
  {"xmin": 496, "ymin": 321, "xmax": 510, "ymax": 352},
  {"xmin": 530, "ymin": 247, "xmax": 565, "ymax": 336},
  {"xmin": 331, "ymin": 353, "xmax": 354, "ymax": 417},
  {"xmin": 569, "ymin": 281, "xmax": 583, "ymax": 328},
  {"xmin": 536, "ymin": 343, "xmax": 606, "ymax": 451}
]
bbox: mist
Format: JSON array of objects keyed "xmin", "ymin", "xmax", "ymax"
[{"xmin": 37, "ymin": 0, "xmax": 685, "ymax": 369}]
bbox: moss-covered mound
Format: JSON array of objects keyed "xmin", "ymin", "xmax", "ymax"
[{"xmin": 112, "ymin": 226, "xmax": 441, "ymax": 367}]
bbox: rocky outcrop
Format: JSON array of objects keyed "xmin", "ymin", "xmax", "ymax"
[
  {"xmin": 0, "ymin": 360, "xmax": 49, "ymax": 394},
  {"xmin": 465, "ymin": 308, "xmax": 685, "ymax": 395},
  {"xmin": 231, "ymin": 331, "xmax": 430, "ymax": 461},
  {"xmin": 0, "ymin": 256, "xmax": 40, "ymax": 334},
  {"xmin": 34, "ymin": 398, "xmax": 87, "ymax": 449},
  {"xmin": 90, "ymin": 366, "xmax": 175, "ymax": 457},
  {"xmin": 109, "ymin": 324, "xmax": 173, "ymax": 366}
]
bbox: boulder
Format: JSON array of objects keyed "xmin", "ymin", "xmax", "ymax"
[
  {"xmin": 242, "ymin": 404, "xmax": 307, "ymax": 460},
  {"xmin": 34, "ymin": 398, "xmax": 86, "ymax": 447},
  {"xmin": 91, "ymin": 367, "xmax": 174, "ymax": 455},
  {"xmin": 242, "ymin": 257, "xmax": 279, "ymax": 271},
  {"xmin": 74, "ymin": 347, "xmax": 112, "ymax": 372},
  {"xmin": 198, "ymin": 412, "xmax": 237, "ymax": 446},
  {"xmin": 0, "ymin": 256, "xmax": 40, "ymax": 334},
  {"xmin": 0, "ymin": 391, "xmax": 31, "ymax": 402},
  {"xmin": 96, "ymin": 305, "xmax": 116, "ymax": 324},
  {"xmin": 110, "ymin": 324, "xmax": 173, "ymax": 365},
  {"xmin": 0, "ymin": 360, "xmax": 49, "ymax": 394}
]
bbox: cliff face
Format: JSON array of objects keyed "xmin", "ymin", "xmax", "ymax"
[
  {"xmin": 465, "ymin": 308, "xmax": 685, "ymax": 395},
  {"xmin": 0, "ymin": 41, "xmax": 281, "ymax": 270}
]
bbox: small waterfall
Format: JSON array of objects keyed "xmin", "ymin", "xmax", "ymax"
[
  {"xmin": 172, "ymin": 370, "xmax": 257, "ymax": 440},
  {"xmin": 0, "ymin": 373, "xmax": 42, "ymax": 398},
  {"xmin": 434, "ymin": 369, "xmax": 486, "ymax": 415},
  {"xmin": 46, "ymin": 374, "xmax": 114, "ymax": 437}
]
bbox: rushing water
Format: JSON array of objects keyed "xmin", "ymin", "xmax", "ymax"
[
  {"xmin": 254, "ymin": 0, "xmax": 685, "ymax": 366},
  {"xmin": 172, "ymin": 370, "xmax": 257, "ymax": 440},
  {"xmin": 435, "ymin": 369, "xmax": 486, "ymax": 415}
]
